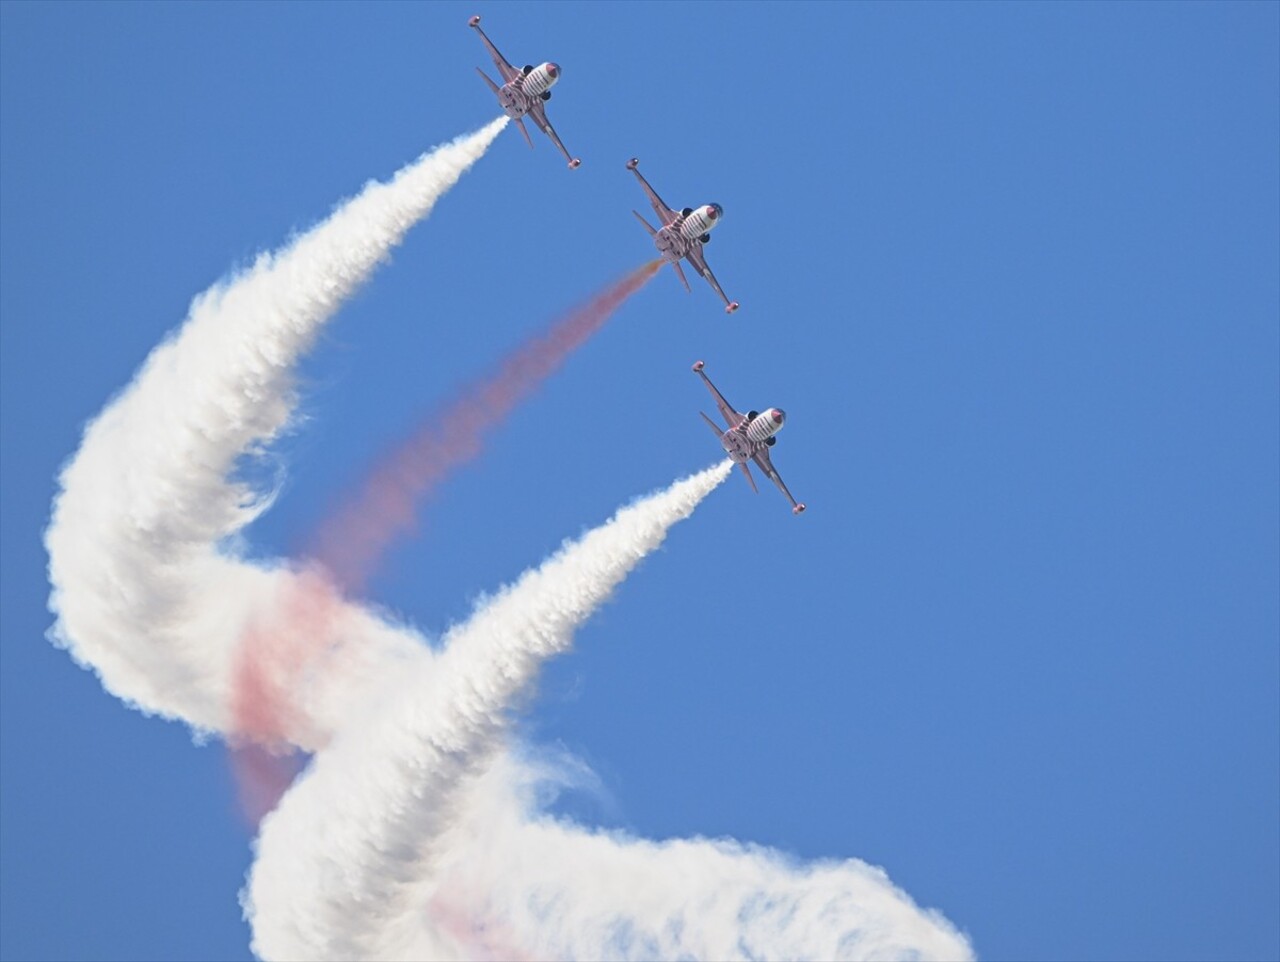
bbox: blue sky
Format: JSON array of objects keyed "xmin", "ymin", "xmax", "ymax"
[{"xmin": 2, "ymin": 2, "xmax": 1277, "ymax": 960}]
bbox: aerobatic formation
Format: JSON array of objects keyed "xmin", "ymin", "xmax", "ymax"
[
  {"xmin": 470, "ymin": 15, "xmax": 795, "ymax": 507},
  {"xmin": 40, "ymin": 13, "xmax": 975, "ymax": 962}
]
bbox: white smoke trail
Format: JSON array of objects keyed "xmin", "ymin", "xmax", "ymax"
[
  {"xmin": 43, "ymin": 110, "xmax": 971, "ymax": 962},
  {"xmin": 44, "ymin": 118, "xmax": 507, "ymax": 739},
  {"xmin": 432, "ymin": 756, "xmax": 973, "ymax": 962},
  {"xmin": 245, "ymin": 462, "xmax": 732, "ymax": 959},
  {"xmin": 244, "ymin": 459, "xmax": 973, "ymax": 962}
]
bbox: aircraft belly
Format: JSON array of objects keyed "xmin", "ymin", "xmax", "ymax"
[
  {"xmin": 720, "ymin": 431, "xmax": 751, "ymax": 463},
  {"xmin": 654, "ymin": 227, "xmax": 687, "ymax": 259},
  {"xmin": 498, "ymin": 86, "xmax": 529, "ymax": 117}
]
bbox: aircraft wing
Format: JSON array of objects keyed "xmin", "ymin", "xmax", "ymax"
[
  {"xmin": 752, "ymin": 446, "xmax": 805, "ymax": 514},
  {"xmin": 470, "ymin": 18, "xmax": 521, "ymax": 84},
  {"xmin": 684, "ymin": 243, "xmax": 738, "ymax": 313},
  {"xmin": 693, "ymin": 364, "xmax": 743, "ymax": 429},
  {"xmin": 626, "ymin": 159, "xmax": 677, "ymax": 225},
  {"xmin": 527, "ymin": 101, "xmax": 580, "ymax": 168}
]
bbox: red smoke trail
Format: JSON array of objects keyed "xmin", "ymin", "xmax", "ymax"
[
  {"xmin": 229, "ymin": 261, "xmax": 662, "ymax": 822},
  {"xmin": 228, "ymin": 564, "xmax": 343, "ymax": 825},
  {"xmin": 309, "ymin": 258, "xmax": 663, "ymax": 593}
]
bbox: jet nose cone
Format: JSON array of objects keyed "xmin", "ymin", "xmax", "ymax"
[
  {"xmin": 772, "ymin": 409, "xmax": 785, "ymax": 424},
  {"xmin": 546, "ymin": 63, "xmax": 560, "ymax": 77},
  {"xmin": 706, "ymin": 204, "xmax": 719, "ymax": 220}
]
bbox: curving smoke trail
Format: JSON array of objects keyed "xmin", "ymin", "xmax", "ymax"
[
  {"xmin": 43, "ymin": 113, "xmax": 972, "ymax": 962},
  {"xmin": 243, "ymin": 459, "xmax": 973, "ymax": 962},
  {"xmin": 244, "ymin": 461, "xmax": 722, "ymax": 958},
  {"xmin": 431, "ymin": 756, "xmax": 973, "ymax": 962},
  {"xmin": 44, "ymin": 119, "xmax": 507, "ymax": 736}
]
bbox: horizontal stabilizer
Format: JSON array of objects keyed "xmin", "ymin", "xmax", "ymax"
[
  {"xmin": 475, "ymin": 67, "xmax": 501, "ymax": 97},
  {"xmin": 672, "ymin": 260, "xmax": 691, "ymax": 292},
  {"xmin": 514, "ymin": 117, "xmax": 534, "ymax": 149},
  {"xmin": 699, "ymin": 410, "xmax": 726, "ymax": 439},
  {"xmin": 631, "ymin": 210, "xmax": 658, "ymax": 236}
]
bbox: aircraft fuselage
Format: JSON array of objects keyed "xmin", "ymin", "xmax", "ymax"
[
  {"xmin": 717, "ymin": 410, "xmax": 784, "ymax": 463},
  {"xmin": 494, "ymin": 62, "xmax": 560, "ymax": 120},
  {"xmin": 653, "ymin": 204, "xmax": 720, "ymax": 262}
]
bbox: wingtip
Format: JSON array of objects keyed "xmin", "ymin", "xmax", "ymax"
[
  {"xmin": 568, "ymin": 158, "xmax": 582, "ymax": 169},
  {"xmin": 692, "ymin": 360, "xmax": 705, "ymax": 373},
  {"xmin": 793, "ymin": 503, "xmax": 807, "ymax": 515},
  {"xmin": 626, "ymin": 157, "xmax": 639, "ymax": 170},
  {"xmin": 725, "ymin": 301, "xmax": 740, "ymax": 314},
  {"xmin": 468, "ymin": 14, "xmax": 481, "ymax": 27}
]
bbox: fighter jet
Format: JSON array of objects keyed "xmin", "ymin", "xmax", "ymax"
[
  {"xmin": 692, "ymin": 361, "xmax": 805, "ymax": 514},
  {"xmin": 468, "ymin": 15, "xmax": 581, "ymax": 169},
  {"xmin": 626, "ymin": 158, "xmax": 739, "ymax": 314}
]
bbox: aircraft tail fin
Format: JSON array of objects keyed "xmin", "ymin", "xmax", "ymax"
[
  {"xmin": 514, "ymin": 117, "xmax": 534, "ymax": 149},
  {"xmin": 631, "ymin": 210, "xmax": 657, "ymax": 236},
  {"xmin": 475, "ymin": 67, "xmax": 502, "ymax": 97},
  {"xmin": 671, "ymin": 260, "xmax": 691, "ymax": 292},
  {"xmin": 738, "ymin": 461, "xmax": 759, "ymax": 493}
]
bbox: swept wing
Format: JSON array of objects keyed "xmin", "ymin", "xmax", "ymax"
[
  {"xmin": 527, "ymin": 100, "xmax": 580, "ymax": 168},
  {"xmin": 626, "ymin": 158, "xmax": 677, "ymax": 226},
  {"xmin": 469, "ymin": 17, "xmax": 521, "ymax": 84},
  {"xmin": 752, "ymin": 446, "xmax": 805, "ymax": 514},
  {"xmin": 684, "ymin": 243, "xmax": 738, "ymax": 313},
  {"xmin": 693, "ymin": 362, "xmax": 743, "ymax": 429}
]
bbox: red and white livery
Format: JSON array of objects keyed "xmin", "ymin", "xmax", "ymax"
[
  {"xmin": 691, "ymin": 360, "xmax": 805, "ymax": 515},
  {"xmin": 626, "ymin": 158, "xmax": 739, "ymax": 314},
  {"xmin": 468, "ymin": 16, "xmax": 581, "ymax": 169}
]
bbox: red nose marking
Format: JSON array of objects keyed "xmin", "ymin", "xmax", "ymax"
[
  {"xmin": 547, "ymin": 63, "xmax": 559, "ymax": 77},
  {"xmin": 706, "ymin": 206, "xmax": 718, "ymax": 219},
  {"xmin": 772, "ymin": 409, "xmax": 784, "ymax": 423}
]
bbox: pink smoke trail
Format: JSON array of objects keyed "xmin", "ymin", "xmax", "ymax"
[
  {"xmin": 230, "ymin": 261, "xmax": 662, "ymax": 820},
  {"xmin": 309, "ymin": 258, "xmax": 663, "ymax": 593}
]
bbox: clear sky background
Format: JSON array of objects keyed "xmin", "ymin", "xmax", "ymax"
[{"xmin": 2, "ymin": 3, "xmax": 1277, "ymax": 960}]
